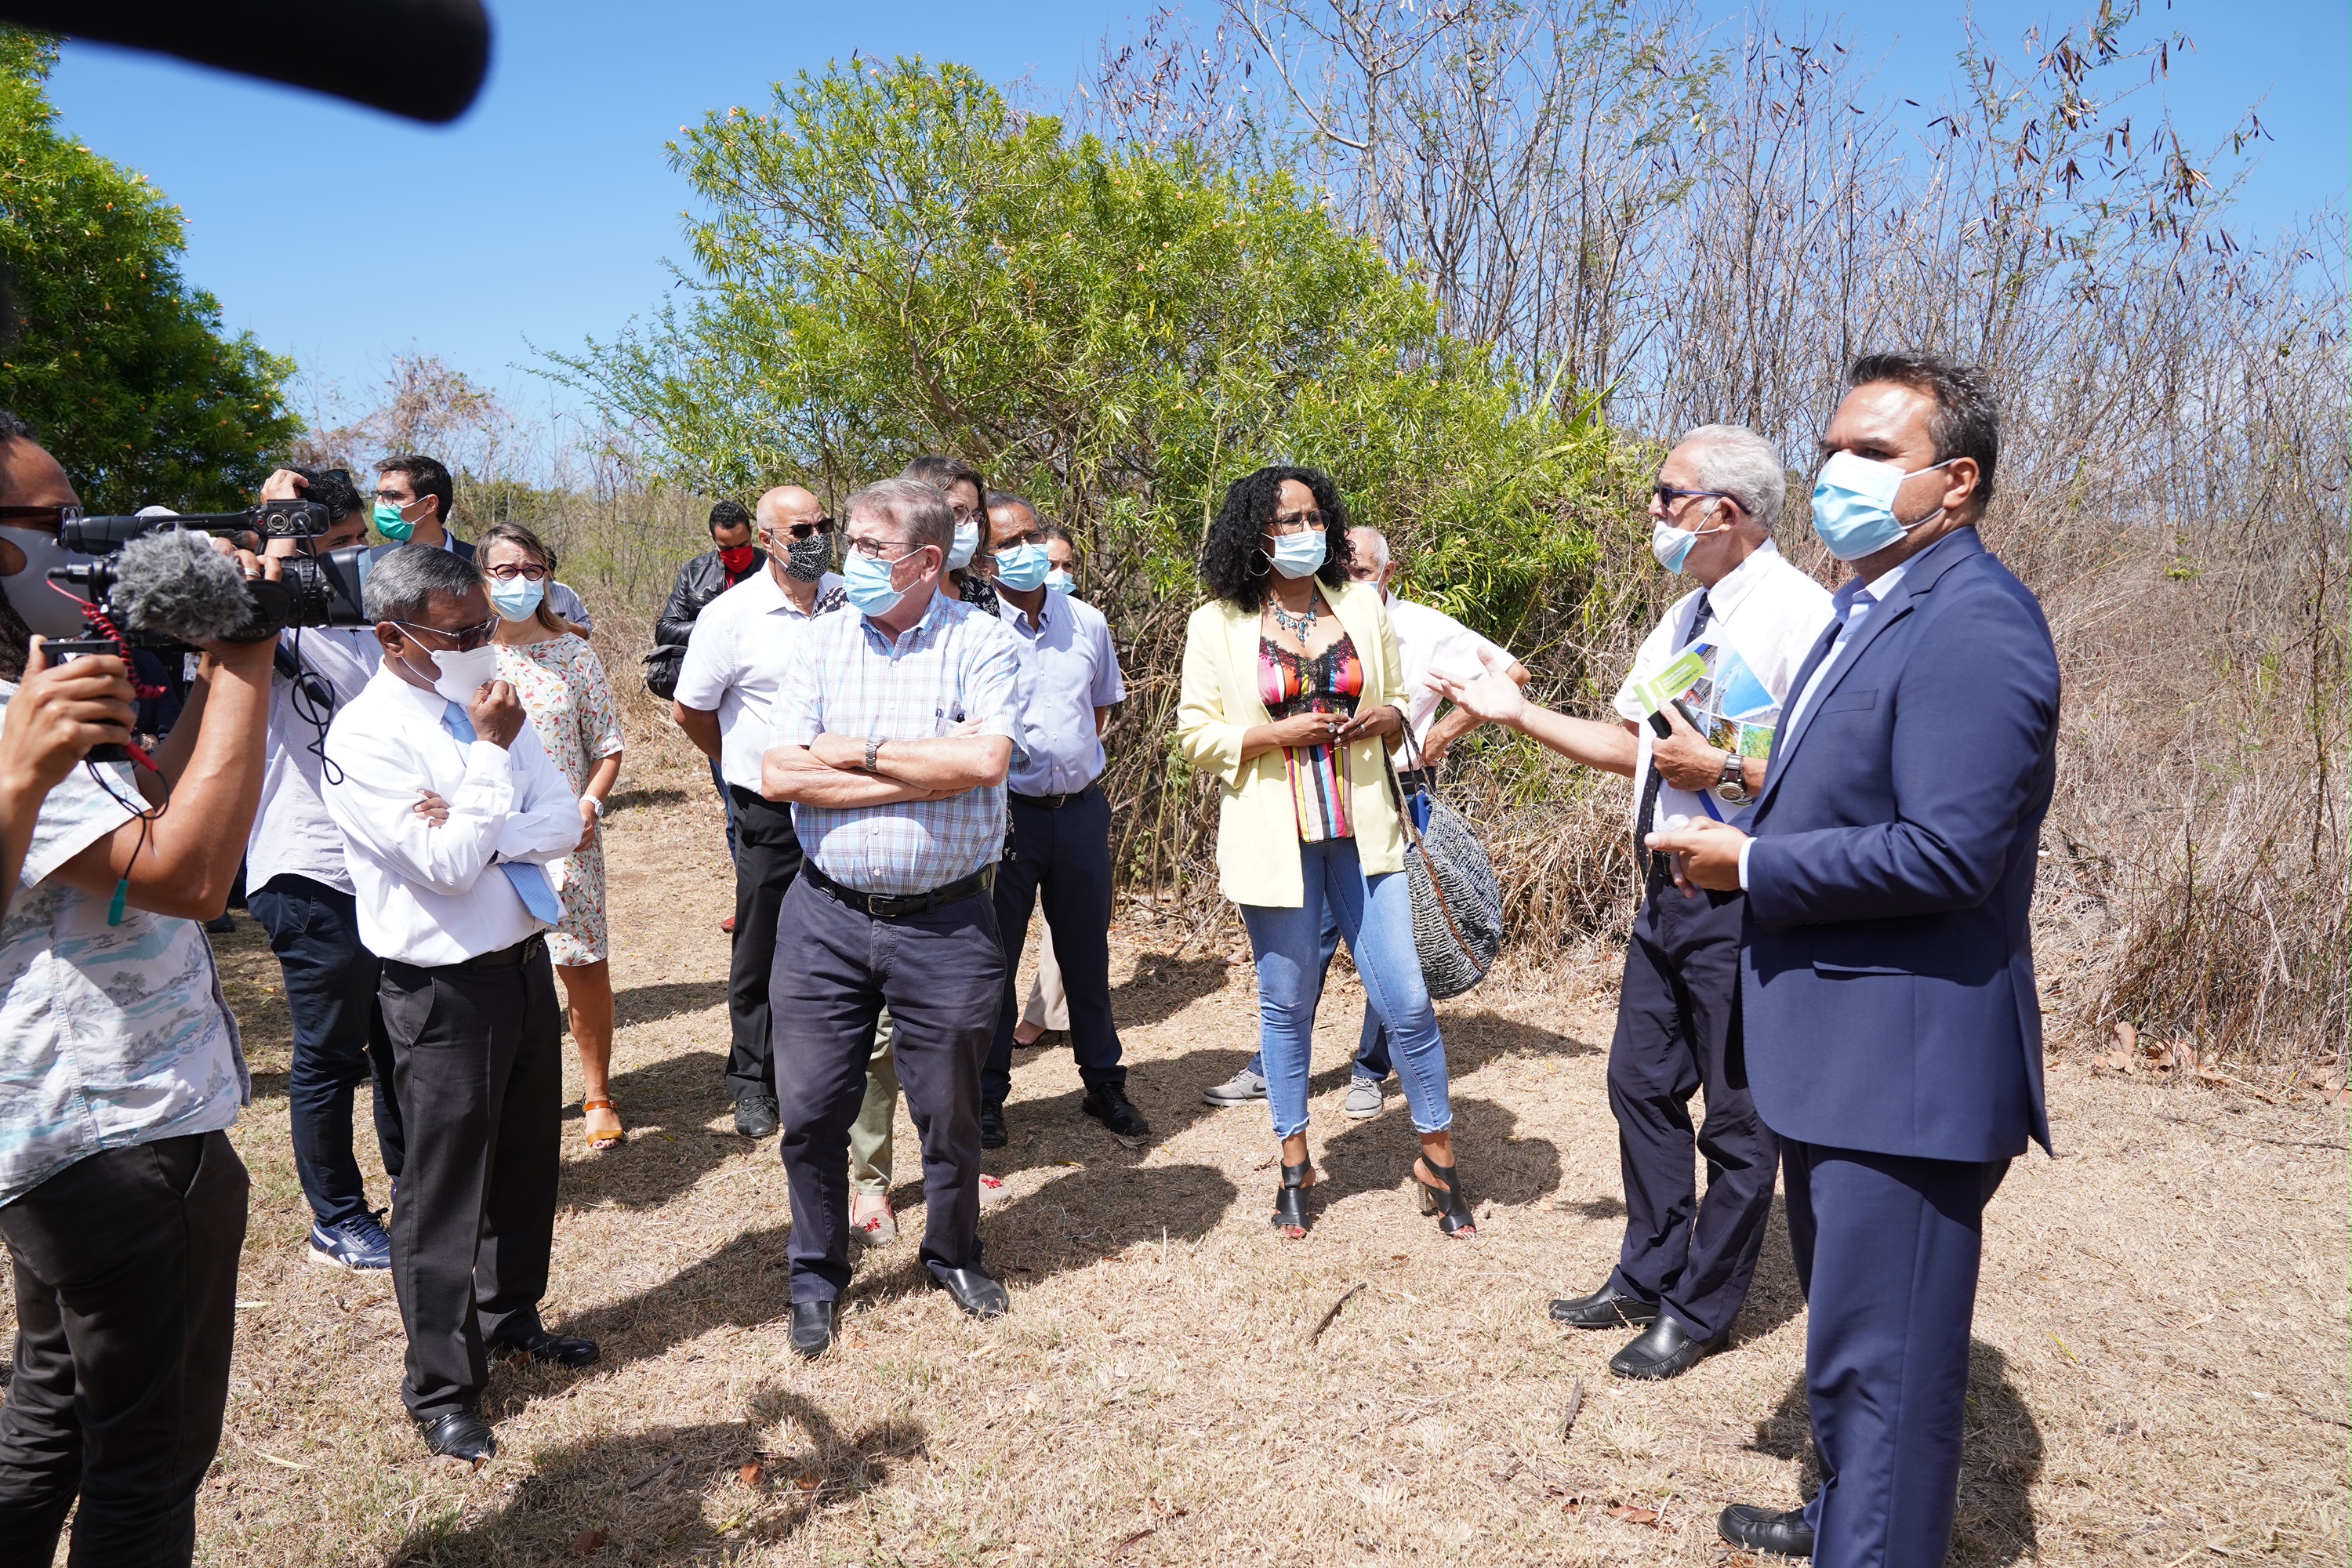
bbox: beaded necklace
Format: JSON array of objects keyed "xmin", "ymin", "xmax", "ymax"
[{"xmin": 1268, "ymin": 590, "xmax": 1319, "ymax": 641}]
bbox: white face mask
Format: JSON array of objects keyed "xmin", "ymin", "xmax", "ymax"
[
  {"xmin": 415, "ymin": 641, "xmax": 501, "ymax": 707},
  {"xmin": 0, "ymin": 526, "xmax": 91, "ymax": 637}
]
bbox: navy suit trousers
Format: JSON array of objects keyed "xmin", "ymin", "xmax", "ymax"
[
  {"xmin": 1785, "ymin": 1142, "xmax": 2009, "ymax": 1568},
  {"xmin": 1604, "ymin": 874, "xmax": 1777, "ymax": 1343},
  {"xmin": 985, "ymin": 788, "xmax": 1126, "ymax": 1105}
]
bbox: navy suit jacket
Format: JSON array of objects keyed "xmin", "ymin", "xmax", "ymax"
[
  {"xmin": 1739, "ymin": 526, "xmax": 2060, "ymax": 1163},
  {"xmin": 367, "ymin": 532, "xmax": 471, "ymax": 563}
]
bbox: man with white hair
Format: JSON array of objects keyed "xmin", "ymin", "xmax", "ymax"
[
  {"xmin": 1437, "ymin": 424, "xmax": 1831, "ymax": 1381},
  {"xmin": 1198, "ymin": 523, "xmax": 1529, "ymax": 1120}
]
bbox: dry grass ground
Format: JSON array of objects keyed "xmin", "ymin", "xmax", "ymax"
[{"xmin": 9, "ymin": 772, "xmax": 2343, "ymax": 1566}]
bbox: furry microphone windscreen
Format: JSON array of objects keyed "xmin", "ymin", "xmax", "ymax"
[{"xmin": 107, "ymin": 528, "xmax": 257, "ymax": 644}]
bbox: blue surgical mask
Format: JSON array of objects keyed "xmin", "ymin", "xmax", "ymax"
[
  {"xmin": 1044, "ymin": 568, "xmax": 1076, "ymax": 595},
  {"xmin": 842, "ymin": 549, "xmax": 906, "ymax": 618},
  {"xmin": 947, "ymin": 520, "xmax": 980, "ymax": 570},
  {"xmin": 488, "ymin": 575, "xmax": 546, "ymax": 622},
  {"xmin": 1269, "ymin": 529, "xmax": 1327, "ymax": 580},
  {"xmin": 993, "ymin": 541, "xmax": 1049, "ymax": 592},
  {"xmin": 1809, "ymin": 452, "xmax": 1953, "ymax": 562},
  {"xmin": 1650, "ymin": 503, "xmax": 1733, "ymax": 575}
]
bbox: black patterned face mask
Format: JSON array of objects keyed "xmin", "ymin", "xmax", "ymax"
[{"xmin": 783, "ymin": 532, "xmax": 832, "ymax": 581}]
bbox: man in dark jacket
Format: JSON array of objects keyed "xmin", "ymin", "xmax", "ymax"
[{"xmin": 652, "ymin": 501, "xmax": 764, "ymax": 877}]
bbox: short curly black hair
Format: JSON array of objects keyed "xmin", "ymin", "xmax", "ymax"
[{"xmin": 1200, "ymin": 466, "xmax": 1353, "ymax": 611}]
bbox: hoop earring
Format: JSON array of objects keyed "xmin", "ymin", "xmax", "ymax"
[{"xmin": 1249, "ymin": 547, "xmax": 1272, "ymax": 575}]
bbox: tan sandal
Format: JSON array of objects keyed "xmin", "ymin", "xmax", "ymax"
[{"xmin": 583, "ymin": 1098, "xmax": 625, "ymax": 1152}]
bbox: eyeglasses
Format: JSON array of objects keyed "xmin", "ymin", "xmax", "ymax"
[
  {"xmin": 0, "ymin": 504, "xmax": 80, "ymax": 528},
  {"xmin": 770, "ymin": 517, "xmax": 836, "ymax": 541},
  {"xmin": 844, "ymin": 535, "xmax": 934, "ymax": 562},
  {"xmin": 484, "ymin": 562, "xmax": 548, "ymax": 582},
  {"xmin": 370, "ymin": 489, "xmax": 417, "ymax": 507},
  {"xmin": 1265, "ymin": 510, "xmax": 1327, "ymax": 535},
  {"xmin": 390, "ymin": 615, "xmax": 500, "ymax": 652},
  {"xmin": 949, "ymin": 506, "xmax": 982, "ymax": 526},
  {"xmin": 1651, "ymin": 483, "xmax": 1732, "ymax": 508}
]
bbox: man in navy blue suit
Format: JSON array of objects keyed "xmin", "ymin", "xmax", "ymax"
[{"xmin": 1650, "ymin": 353, "xmax": 2060, "ymax": 1565}]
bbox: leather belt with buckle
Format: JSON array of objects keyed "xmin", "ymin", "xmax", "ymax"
[
  {"xmin": 1009, "ymin": 785, "xmax": 1096, "ymax": 811},
  {"xmin": 804, "ymin": 863, "xmax": 993, "ymax": 920}
]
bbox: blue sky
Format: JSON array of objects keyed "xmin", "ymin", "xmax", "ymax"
[{"xmin": 45, "ymin": 0, "xmax": 2349, "ymax": 428}]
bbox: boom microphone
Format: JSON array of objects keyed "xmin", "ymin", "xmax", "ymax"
[{"xmin": 100, "ymin": 528, "xmax": 273, "ymax": 644}]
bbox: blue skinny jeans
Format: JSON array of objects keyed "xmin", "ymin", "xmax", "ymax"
[
  {"xmin": 1239, "ymin": 836, "xmax": 1452, "ymax": 1140},
  {"xmin": 1240, "ymin": 899, "xmax": 1392, "ymax": 1084}
]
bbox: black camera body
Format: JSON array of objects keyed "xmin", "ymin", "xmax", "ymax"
[{"xmin": 45, "ymin": 506, "xmax": 374, "ymax": 650}]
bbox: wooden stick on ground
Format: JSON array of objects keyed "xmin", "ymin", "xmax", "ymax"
[
  {"xmin": 1560, "ymin": 1377, "xmax": 1586, "ymax": 1440},
  {"xmin": 1306, "ymin": 1282, "xmax": 1367, "ymax": 1346}
]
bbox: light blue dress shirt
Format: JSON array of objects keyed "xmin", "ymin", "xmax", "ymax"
[{"xmin": 996, "ymin": 591, "xmax": 1126, "ymax": 797}]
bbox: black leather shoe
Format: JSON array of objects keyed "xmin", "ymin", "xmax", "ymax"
[
  {"xmin": 932, "ymin": 1266, "xmax": 1010, "ymax": 1319},
  {"xmin": 493, "ymin": 1330, "xmax": 600, "ymax": 1369},
  {"xmin": 417, "ymin": 1410, "xmax": 496, "ymax": 1467},
  {"xmin": 979, "ymin": 1101, "xmax": 1007, "ymax": 1149},
  {"xmin": 788, "ymin": 1299, "xmax": 839, "ymax": 1359},
  {"xmin": 1548, "ymin": 1283, "xmax": 1658, "ymax": 1330},
  {"xmin": 1718, "ymin": 1503, "xmax": 1814, "ymax": 1558},
  {"xmin": 735, "ymin": 1093, "xmax": 780, "ymax": 1138},
  {"xmin": 1609, "ymin": 1313, "xmax": 1726, "ymax": 1381},
  {"xmin": 1080, "ymin": 1085, "xmax": 1151, "ymax": 1142}
]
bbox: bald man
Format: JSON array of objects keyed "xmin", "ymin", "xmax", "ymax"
[{"xmin": 674, "ymin": 485, "xmax": 847, "ymax": 1134}]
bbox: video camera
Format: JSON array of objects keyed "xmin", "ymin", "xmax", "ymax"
[{"xmin": 44, "ymin": 502, "xmax": 375, "ymax": 648}]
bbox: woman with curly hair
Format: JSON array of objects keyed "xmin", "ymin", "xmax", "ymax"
[{"xmin": 1174, "ymin": 466, "xmax": 1474, "ymax": 1240}]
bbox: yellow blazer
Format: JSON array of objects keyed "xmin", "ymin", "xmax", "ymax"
[{"xmin": 1174, "ymin": 577, "xmax": 1410, "ymax": 908}]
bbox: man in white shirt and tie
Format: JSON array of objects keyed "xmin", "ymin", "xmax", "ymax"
[{"xmin": 321, "ymin": 545, "xmax": 598, "ymax": 1468}]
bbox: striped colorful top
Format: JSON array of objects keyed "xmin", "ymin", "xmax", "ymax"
[{"xmin": 1259, "ymin": 632, "xmax": 1364, "ymax": 842}]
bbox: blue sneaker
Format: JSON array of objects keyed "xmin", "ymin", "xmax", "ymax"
[{"xmin": 308, "ymin": 1211, "xmax": 392, "ymax": 1272}]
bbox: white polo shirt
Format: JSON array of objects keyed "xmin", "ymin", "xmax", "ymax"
[
  {"xmin": 1385, "ymin": 595, "xmax": 1516, "ymax": 751},
  {"xmin": 1611, "ymin": 539, "xmax": 1832, "ymax": 829},
  {"xmin": 673, "ymin": 568, "xmax": 846, "ymax": 793}
]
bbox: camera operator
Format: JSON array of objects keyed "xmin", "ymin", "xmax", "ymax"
[
  {"xmin": 0, "ymin": 417, "xmax": 279, "ymax": 1565},
  {"xmin": 242, "ymin": 465, "xmax": 406, "ymax": 1274}
]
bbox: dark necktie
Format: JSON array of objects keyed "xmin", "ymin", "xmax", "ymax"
[{"xmin": 1635, "ymin": 592, "xmax": 1712, "ymax": 861}]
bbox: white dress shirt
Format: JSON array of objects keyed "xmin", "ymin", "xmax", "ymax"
[
  {"xmin": 1613, "ymin": 539, "xmax": 1832, "ymax": 830},
  {"xmin": 246, "ymin": 625, "xmax": 379, "ymax": 895},
  {"xmin": 673, "ymin": 568, "xmax": 846, "ymax": 792},
  {"xmin": 321, "ymin": 663, "xmax": 583, "ymax": 966},
  {"xmin": 1385, "ymin": 596, "xmax": 1515, "ymax": 751}
]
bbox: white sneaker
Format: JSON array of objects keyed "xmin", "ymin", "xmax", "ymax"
[
  {"xmin": 1203, "ymin": 1066, "xmax": 1269, "ymax": 1106},
  {"xmin": 1345, "ymin": 1077, "xmax": 1386, "ymax": 1120}
]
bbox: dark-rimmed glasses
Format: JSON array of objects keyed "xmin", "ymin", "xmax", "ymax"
[
  {"xmin": 1651, "ymin": 483, "xmax": 1732, "ymax": 508},
  {"xmin": 484, "ymin": 561, "xmax": 548, "ymax": 582},
  {"xmin": 844, "ymin": 534, "xmax": 934, "ymax": 562},
  {"xmin": 1265, "ymin": 509, "xmax": 1327, "ymax": 535},
  {"xmin": 390, "ymin": 615, "xmax": 500, "ymax": 652}
]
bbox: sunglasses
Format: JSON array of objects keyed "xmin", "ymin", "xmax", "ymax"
[
  {"xmin": 769, "ymin": 517, "xmax": 836, "ymax": 541},
  {"xmin": 390, "ymin": 615, "xmax": 500, "ymax": 652},
  {"xmin": 0, "ymin": 504, "xmax": 80, "ymax": 528},
  {"xmin": 1651, "ymin": 484, "xmax": 1731, "ymax": 507}
]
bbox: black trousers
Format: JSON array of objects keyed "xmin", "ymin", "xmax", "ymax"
[
  {"xmin": 728, "ymin": 786, "xmax": 804, "ymax": 1102},
  {"xmin": 246, "ymin": 874, "xmax": 404, "ymax": 1226},
  {"xmin": 982, "ymin": 787, "xmax": 1126, "ymax": 1105},
  {"xmin": 0, "ymin": 1131, "xmax": 249, "ymax": 1568},
  {"xmin": 1604, "ymin": 873, "xmax": 1778, "ymax": 1343},
  {"xmin": 771, "ymin": 876, "xmax": 1002, "ymax": 1301},
  {"xmin": 379, "ymin": 941, "xmax": 563, "ymax": 1421}
]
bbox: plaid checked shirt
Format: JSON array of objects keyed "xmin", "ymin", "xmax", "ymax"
[{"xmin": 771, "ymin": 588, "xmax": 1025, "ymax": 895}]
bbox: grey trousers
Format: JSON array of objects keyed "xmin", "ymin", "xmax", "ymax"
[{"xmin": 771, "ymin": 876, "xmax": 1003, "ymax": 1301}]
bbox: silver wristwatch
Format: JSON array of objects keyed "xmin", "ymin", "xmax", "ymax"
[
  {"xmin": 1711, "ymin": 750, "xmax": 1751, "ymax": 806},
  {"xmin": 864, "ymin": 735, "xmax": 883, "ymax": 774}
]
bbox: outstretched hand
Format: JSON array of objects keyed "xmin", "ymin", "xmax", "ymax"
[{"xmin": 1429, "ymin": 646, "xmax": 1526, "ymax": 729}]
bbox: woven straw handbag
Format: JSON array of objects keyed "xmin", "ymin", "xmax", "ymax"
[{"xmin": 1381, "ymin": 734, "xmax": 1503, "ymax": 1000}]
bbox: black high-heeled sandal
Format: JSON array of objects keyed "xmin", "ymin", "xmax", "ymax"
[
  {"xmin": 1272, "ymin": 1160, "xmax": 1313, "ymax": 1237},
  {"xmin": 1413, "ymin": 1157, "xmax": 1476, "ymax": 1238}
]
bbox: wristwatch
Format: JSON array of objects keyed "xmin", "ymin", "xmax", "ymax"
[
  {"xmin": 863, "ymin": 735, "xmax": 883, "ymax": 774},
  {"xmin": 1712, "ymin": 750, "xmax": 1751, "ymax": 806},
  {"xmin": 585, "ymin": 796, "xmax": 606, "ymax": 820}
]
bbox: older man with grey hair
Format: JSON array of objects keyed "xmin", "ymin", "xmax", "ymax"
[
  {"xmin": 761, "ymin": 477, "xmax": 1025, "ymax": 1357},
  {"xmin": 322, "ymin": 544, "xmax": 598, "ymax": 1467},
  {"xmin": 1436, "ymin": 423, "xmax": 1831, "ymax": 1381}
]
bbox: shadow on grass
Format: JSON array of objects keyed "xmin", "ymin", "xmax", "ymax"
[
  {"xmin": 390, "ymin": 1391, "xmax": 927, "ymax": 1565},
  {"xmin": 1744, "ymin": 1338, "xmax": 2042, "ymax": 1566},
  {"xmin": 608, "ymin": 784, "xmax": 696, "ymax": 812},
  {"xmin": 612, "ymin": 979, "xmax": 731, "ymax": 1029},
  {"xmin": 1436, "ymin": 1007, "xmax": 1606, "ymax": 1071},
  {"xmin": 557, "ymin": 1048, "xmax": 756, "ymax": 1214},
  {"xmin": 1108, "ymin": 949, "xmax": 1236, "ymax": 1028},
  {"xmin": 1733, "ymin": 1197, "xmax": 1806, "ymax": 1345}
]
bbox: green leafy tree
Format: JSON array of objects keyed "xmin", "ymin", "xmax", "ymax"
[
  {"xmin": 0, "ymin": 30, "xmax": 298, "ymax": 511},
  {"xmin": 548, "ymin": 56, "xmax": 1628, "ymax": 642}
]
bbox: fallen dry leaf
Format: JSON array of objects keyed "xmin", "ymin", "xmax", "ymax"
[
  {"xmin": 564, "ymin": 1526, "xmax": 606, "ymax": 1555},
  {"xmin": 1110, "ymin": 1528, "xmax": 1157, "ymax": 1555},
  {"xmin": 793, "ymin": 1472, "xmax": 821, "ymax": 1492},
  {"xmin": 739, "ymin": 1460, "xmax": 764, "ymax": 1487},
  {"xmin": 1606, "ymin": 1504, "xmax": 1659, "ymax": 1525}
]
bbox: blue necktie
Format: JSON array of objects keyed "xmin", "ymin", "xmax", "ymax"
[{"xmin": 440, "ymin": 701, "xmax": 564, "ymax": 924}]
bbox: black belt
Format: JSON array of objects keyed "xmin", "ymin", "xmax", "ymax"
[
  {"xmin": 1394, "ymin": 768, "xmax": 1436, "ymax": 793},
  {"xmin": 1009, "ymin": 784, "xmax": 1098, "ymax": 811},
  {"xmin": 804, "ymin": 863, "xmax": 993, "ymax": 920},
  {"xmin": 389, "ymin": 934, "xmax": 545, "ymax": 975}
]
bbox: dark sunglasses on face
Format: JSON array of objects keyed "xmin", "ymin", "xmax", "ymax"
[
  {"xmin": 773, "ymin": 517, "xmax": 836, "ymax": 541},
  {"xmin": 1652, "ymin": 483, "xmax": 1731, "ymax": 507},
  {"xmin": 390, "ymin": 615, "xmax": 499, "ymax": 652},
  {"xmin": 0, "ymin": 504, "xmax": 79, "ymax": 527}
]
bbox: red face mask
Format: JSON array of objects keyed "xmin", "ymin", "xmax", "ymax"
[{"xmin": 719, "ymin": 544, "xmax": 757, "ymax": 576}]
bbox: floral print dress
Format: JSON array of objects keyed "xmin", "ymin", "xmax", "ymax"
[{"xmin": 495, "ymin": 633, "xmax": 624, "ymax": 966}]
